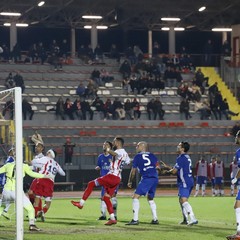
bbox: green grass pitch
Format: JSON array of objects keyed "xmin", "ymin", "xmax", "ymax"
[{"xmin": 0, "ymin": 195, "xmax": 237, "ymax": 240}]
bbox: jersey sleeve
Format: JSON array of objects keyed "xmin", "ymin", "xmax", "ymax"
[
  {"xmin": 57, "ymin": 164, "xmax": 66, "ymax": 176},
  {"xmin": 24, "ymin": 164, "xmax": 45, "ymax": 178},
  {"xmin": 0, "ymin": 165, "xmax": 7, "ymax": 174}
]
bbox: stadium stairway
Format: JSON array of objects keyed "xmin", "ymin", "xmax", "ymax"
[{"xmin": 201, "ymin": 67, "xmax": 240, "ymax": 120}]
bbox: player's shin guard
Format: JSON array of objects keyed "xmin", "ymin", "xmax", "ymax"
[
  {"xmin": 148, "ymin": 200, "xmax": 158, "ymax": 221},
  {"xmin": 43, "ymin": 206, "xmax": 49, "ymax": 214},
  {"xmin": 103, "ymin": 196, "xmax": 114, "ymax": 216},
  {"xmin": 112, "ymin": 197, "xmax": 117, "ymax": 217},
  {"xmin": 82, "ymin": 181, "xmax": 96, "ymax": 201},
  {"xmin": 34, "ymin": 206, "xmax": 41, "ymax": 218},
  {"xmin": 235, "ymin": 208, "xmax": 240, "ymax": 232},
  {"xmin": 25, "ymin": 204, "xmax": 35, "ymax": 225},
  {"xmin": 132, "ymin": 198, "xmax": 139, "ymax": 221},
  {"xmin": 202, "ymin": 184, "xmax": 206, "ymax": 196}
]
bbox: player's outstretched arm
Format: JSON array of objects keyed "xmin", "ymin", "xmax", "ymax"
[{"xmin": 127, "ymin": 168, "xmax": 136, "ymax": 188}]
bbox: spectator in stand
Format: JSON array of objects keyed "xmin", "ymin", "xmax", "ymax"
[
  {"xmin": 94, "ymin": 44, "xmax": 104, "ymax": 62},
  {"xmin": 49, "ymin": 41, "xmax": 62, "ymax": 71},
  {"xmin": 208, "ymin": 82, "xmax": 219, "ymax": 103},
  {"xmin": 72, "ymin": 97, "xmax": 83, "ymax": 120},
  {"xmin": 76, "ymin": 82, "xmax": 86, "ymax": 99},
  {"xmin": 213, "ymin": 155, "xmax": 225, "ymax": 196},
  {"xmin": 78, "ymin": 45, "xmax": 88, "ymax": 63},
  {"xmin": 231, "ymin": 122, "xmax": 240, "ymax": 137},
  {"xmin": 64, "ymin": 98, "xmax": 74, "ymax": 120},
  {"xmin": 179, "ymin": 98, "xmax": 191, "ymax": 120},
  {"xmin": 112, "ymin": 97, "xmax": 125, "ymax": 120},
  {"xmin": 152, "ymin": 42, "xmax": 160, "ymax": 58},
  {"xmin": 132, "ymin": 98, "xmax": 141, "ymax": 120},
  {"xmin": 85, "ymin": 79, "xmax": 98, "ymax": 99},
  {"xmin": 153, "ymin": 97, "xmax": 165, "ymax": 120},
  {"xmin": 28, "ymin": 43, "xmax": 38, "ymax": 63},
  {"xmin": 104, "ymin": 98, "xmax": 115, "ymax": 120},
  {"xmin": 13, "ymin": 72, "xmax": 25, "ymax": 93},
  {"xmin": 195, "ymin": 99, "xmax": 211, "ymax": 120},
  {"xmin": 194, "ymin": 156, "xmax": 208, "ymax": 197},
  {"xmin": 1, "ymin": 44, "xmax": 10, "ymax": 61},
  {"xmin": 220, "ymin": 98, "xmax": 239, "ymax": 120},
  {"xmin": 124, "ymin": 99, "xmax": 134, "ymax": 120},
  {"xmin": 91, "ymin": 97, "xmax": 107, "ymax": 120},
  {"xmin": 230, "ymin": 156, "xmax": 240, "ymax": 196},
  {"xmin": 119, "ymin": 60, "xmax": 132, "ymax": 78},
  {"xmin": 210, "ymin": 90, "xmax": 222, "ymax": 120},
  {"xmin": 22, "ymin": 98, "xmax": 34, "ymax": 120},
  {"xmin": 2, "ymin": 99, "xmax": 14, "ymax": 120},
  {"xmin": 63, "ymin": 138, "xmax": 76, "ymax": 165},
  {"xmin": 177, "ymin": 82, "xmax": 189, "ymax": 99},
  {"xmin": 194, "ymin": 68, "xmax": 208, "ymax": 94},
  {"xmin": 222, "ymin": 40, "xmax": 232, "ymax": 57},
  {"xmin": 11, "ymin": 43, "xmax": 21, "ymax": 63},
  {"xmin": 129, "ymin": 73, "xmax": 140, "ymax": 94},
  {"xmin": 125, "ymin": 46, "xmax": 136, "ymax": 65},
  {"xmin": 109, "ymin": 44, "xmax": 120, "ymax": 63},
  {"xmin": 100, "ymin": 68, "xmax": 114, "ymax": 83},
  {"xmin": 203, "ymin": 39, "xmax": 213, "ymax": 66},
  {"xmin": 91, "ymin": 68, "xmax": 102, "ymax": 86},
  {"xmin": 5, "ymin": 73, "xmax": 15, "ymax": 89},
  {"xmin": 81, "ymin": 99, "xmax": 93, "ymax": 120},
  {"xmin": 55, "ymin": 97, "xmax": 65, "ymax": 120},
  {"xmin": 86, "ymin": 44, "xmax": 94, "ymax": 63},
  {"xmin": 133, "ymin": 45, "xmax": 144, "ymax": 63},
  {"xmin": 122, "ymin": 77, "xmax": 131, "ymax": 95},
  {"xmin": 37, "ymin": 42, "xmax": 47, "ymax": 65},
  {"xmin": 154, "ymin": 76, "xmax": 165, "ymax": 91},
  {"xmin": 60, "ymin": 39, "xmax": 69, "ymax": 59},
  {"xmin": 147, "ymin": 98, "xmax": 155, "ymax": 120}
]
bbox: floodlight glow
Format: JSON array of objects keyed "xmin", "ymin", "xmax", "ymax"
[
  {"xmin": 174, "ymin": 27, "xmax": 185, "ymax": 31},
  {"xmin": 82, "ymin": 15, "xmax": 102, "ymax": 19},
  {"xmin": 198, "ymin": 6, "xmax": 206, "ymax": 12},
  {"xmin": 84, "ymin": 25, "xmax": 92, "ymax": 29},
  {"xmin": 96, "ymin": 26, "xmax": 108, "ymax": 29},
  {"xmin": 161, "ymin": 27, "xmax": 170, "ymax": 31},
  {"xmin": 161, "ymin": 17, "xmax": 180, "ymax": 21},
  {"xmin": 212, "ymin": 28, "xmax": 232, "ymax": 32},
  {"xmin": 3, "ymin": 23, "xmax": 29, "ymax": 27},
  {"xmin": 0, "ymin": 12, "xmax": 21, "ymax": 16},
  {"xmin": 38, "ymin": 1, "xmax": 45, "ymax": 7}
]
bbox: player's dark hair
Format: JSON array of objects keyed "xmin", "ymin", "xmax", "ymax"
[
  {"xmin": 53, "ymin": 149, "xmax": 57, "ymax": 158},
  {"xmin": 105, "ymin": 141, "xmax": 113, "ymax": 149},
  {"xmin": 181, "ymin": 141, "xmax": 190, "ymax": 152},
  {"xmin": 115, "ymin": 137, "xmax": 124, "ymax": 146}
]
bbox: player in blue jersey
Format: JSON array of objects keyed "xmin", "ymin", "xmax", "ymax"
[
  {"xmin": 95, "ymin": 141, "xmax": 118, "ymax": 220},
  {"xmin": 227, "ymin": 130, "xmax": 240, "ymax": 240},
  {"xmin": 0, "ymin": 148, "xmax": 15, "ymax": 219},
  {"xmin": 126, "ymin": 141, "xmax": 160, "ymax": 225},
  {"xmin": 168, "ymin": 141, "xmax": 198, "ymax": 226}
]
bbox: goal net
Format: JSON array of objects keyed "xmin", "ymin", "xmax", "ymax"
[{"xmin": 0, "ymin": 87, "xmax": 23, "ymax": 240}]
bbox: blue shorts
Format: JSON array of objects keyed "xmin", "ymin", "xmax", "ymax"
[
  {"xmin": 178, "ymin": 186, "xmax": 193, "ymax": 198},
  {"xmin": 196, "ymin": 176, "xmax": 207, "ymax": 185},
  {"xmin": 135, "ymin": 177, "xmax": 158, "ymax": 199},
  {"xmin": 236, "ymin": 189, "xmax": 240, "ymax": 200},
  {"xmin": 214, "ymin": 177, "xmax": 223, "ymax": 185}
]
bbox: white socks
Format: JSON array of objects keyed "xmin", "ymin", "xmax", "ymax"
[
  {"xmin": 236, "ymin": 208, "xmax": 240, "ymax": 232},
  {"xmin": 112, "ymin": 197, "xmax": 118, "ymax": 217},
  {"xmin": 100, "ymin": 200, "xmax": 106, "ymax": 217},
  {"xmin": 132, "ymin": 199, "xmax": 139, "ymax": 221},
  {"xmin": 148, "ymin": 200, "xmax": 158, "ymax": 221},
  {"xmin": 182, "ymin": 202, "xmax": 196, "ymax": 221}
]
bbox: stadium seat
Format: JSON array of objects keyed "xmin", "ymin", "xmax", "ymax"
[
  {"xmin": 69, "ymin": 90, "xmax": 76, "ymax": 95},
  {"xmin": 159, "ymin": 122, "xmax": 167, "ymax": 127},
  {"xmin": 32, "ymin": 97, "xmax": 40, "ymax": 103},
  {"xmin": 200, "ymin": 122, "xmax": 209, "ymax": 127}
]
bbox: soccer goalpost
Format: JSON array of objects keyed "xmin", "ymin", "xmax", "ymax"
[{"xmin": 0, "ymin": 87, "xmax": 23, "ymax": 240}]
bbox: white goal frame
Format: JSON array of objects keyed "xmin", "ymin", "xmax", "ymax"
[{"xmin": 0, "ymin": 87, "xmax": 23, "ymax": 240}]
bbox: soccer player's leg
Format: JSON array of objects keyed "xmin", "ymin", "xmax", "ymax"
[
  {"xmin": 98, "ymin": 187, "xmax": 107, "ymax": 220},
  {"xmin": 179, "ymin": 187, "xmax": 198, "ymax": 226},
  {"xmin": 71, "ymin": 179, "xmax": 98, "ymax": 209},
  {"xmin": 147, "ymin": 178, "xmax": 159, "ymax": 224}
]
